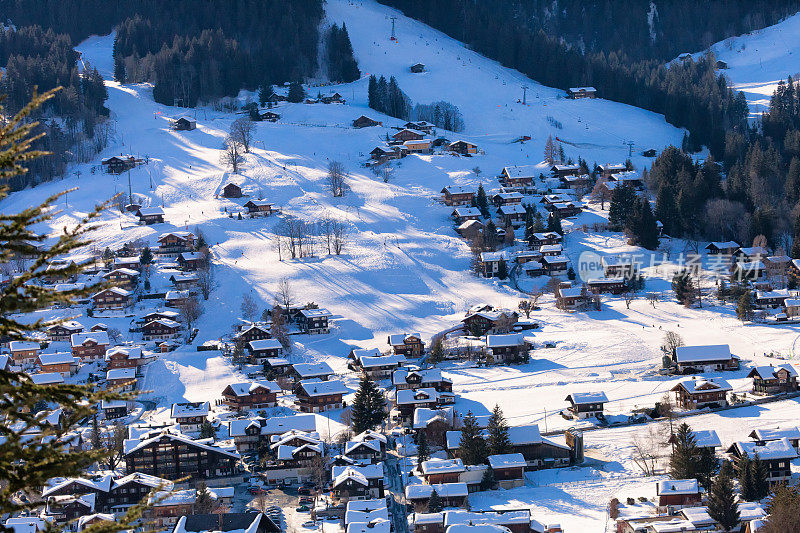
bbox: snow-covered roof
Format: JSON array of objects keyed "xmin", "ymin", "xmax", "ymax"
[
  {"xmin": 70, "ymin": 331, "xmax": 109, "ymax": 347},
  {"xmin": 748, "ymin": 364, "xmax": 798, "ymax": 380},
  {"xmin": 396, "ymin": 387, "xmax": 438, "ymax": 405},
  {"xmin": 300, "ymin": 308, "xmax": 331, "ymax": 318},
  {"xmin": 692, "ymin": 429, "xmax": 722, "ymax": 448},
  {"xmin": 249, "ymin": 339, "xmax": 283, "ymax": 351},
  {"xmin": 228, "ymin": 414, "xmax": 316, "ymax": 437},
  {"xmin": 392, "ymin": 368, "xmax": 448, "ymax": 386},
  {"xmin": 446, "ymin": 524, "xmax": 511, "ymax": 533},
  {"xmin": 111, "ymin": 472, "xmax": 173, "ymax": 491},
  {"xmin": 486, "ymin": 333, "xmax": 523, "ymax": 348},
  {"xmin": 332, "ymin": 463, "xmax": 384, "ymax": 484},
  {"xmin": 359, "ymin": 353, "xmax": 406, "ymax": 368},
  {"xmin": 137, "ymin": 207, "xmax": 164, "ymax": 216},
  {"xmin": 706, "ymin": 240, "xmax": 740, "ymax": 250},
  {"xmin": 347, "ymin": 519, "xmax": 392, "ymax": 533},
  {"xmin": 538, "ymin": 244, "xmax": 563, "ymax": 253},
  {"xmin": 413, "ymin": 407, "xmax": 454, "ymax": 429},
  {"xmin": 673, "ymin": 377, "xmax": 731, "ymax": 394},
  {"xmin": 38, "ymin": 353, "xmax": 78, "ymax": 366},
  {"xmin": 345, "ymin": 439, "xmax": 382, "ymax": 455},
  {"xmin": 497, "ymin": 204, "xmax": 526, "ymax": 215},
  {"xmin": 124, "ymin": 430, "xmax": 239, "ymax": 458},
  {"xmin": 566, "ymin": 392, "xmax": 608, "ymax": 405},
  {"xmin": 487, "ymin": 453, "xmax": 526, "ymax": 469},
  {"xmin": 104, "ymin": 267, "xmax": 139, "ymax": 277},
  {"xmin": 729, "ymin": 438, "xmax": 798, "ymax": 460},
  {"xmin": 480, "ymin": 251, "xmax": 506, "ymax": 262},
  {"xmin": 508, "ymin": 424, "xmax": 542, "ymax": 445},
  {"xmin": 345, "ymin": 507, "xmax": 389, "ymax": 525},
  {"xmin": 226, "ymin": 380, "xmax": 281, "ymax": 396},
  {"xmin": 674, "ymin": 344, "xmax": 732, "ymax": 363},
  {"xmin": 444, "ymin": 511, "xmax": 531, "ymax": 527},
  {"xmin": 106, "ymin": 367, "xmax": 136, "ymax": 381},
  {"xmin": 293, "ymin": 361, "xmax": 334, "ymax": 377},
  {"xmin": 265, "ymin": 357, "xmax": 291, "ymax": 366},
  {"xmin": 657, "ymin": 479, "xmax": 699, "ymax": 496},
  {"xmin": 441, "ymin": 185, "xmax": 475, "ymax": 195},
  {"xmin": 453, "ymin": 207, "xmax": 481, "ymax": 217},
  {"xmin": 420, "ymin": 457, "xmax": 465, "ymax": 475},
  {"xmin": 48, "ymin": 320, "xmax": 83, "ymax": 332},
  {"xmin": 298, "ymin": 379, "xmax": 349, "ymax": 397},
  {"xmin": 170, "ymin": 401, "xmax": 210, "ymax": 419},
  {"xmin": 346, "ymin": 499, "xmax": 388, "ymax": 514},
  {"xmin": 29, "ymin": 372, "xmax": 64, "ymax": 385},
  {"xmin": 9, "ymin": 341, "xmax": 39, "ymax": 352},
  {"xmin": 568, "ymin": 87, "xmax": 596, "ymax": 92},
  {"xmin": 388, "ymin": 333, "xmax": 422, "ymax": 346},
  {"xmin": 405, "ymin": 482, "xmax": 468, "ymax": 499},
  {"xmin": 750, "ymin": 427, "xmax": 800, "ymax": 442},
  {"xmin": 502, "ymin": 165, "xmax": 540, "ymax": 179},
  {"xmin": 353, "ymin": 430, "xmax": 388, "ymax": 444}
]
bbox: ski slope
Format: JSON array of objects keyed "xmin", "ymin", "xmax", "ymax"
[
  {"xmin": 690, "ymin": 11, "xmax": 800, "ymax": 116},
  {"xmin": 5, "ymin": 1, "xmax": 800, "ymax": 530}
]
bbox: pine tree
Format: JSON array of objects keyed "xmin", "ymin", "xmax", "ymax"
[
  {"xmin": 707, "ymin": 472, "xmax": 740, "ymax": 532},
  {"xmin": 764, "ymin": 482, "xmax": 800, "ymax": 532},
  {"xmin": 672, "ymin": 270, "xmax": 697, "ymax": 307},
  {"xmin": 750, "ymin": 454, "xmax": 769, "ymax": 500},
  {"xmin": 547, "ymin": 213, "xmax": 563, "ymax": 235},
  {"xmin": 0, "ymin": 86, "xmax": 153, "ymax": 527},
  {"xmin": 631, "ymin": 198, "xmax": 659, "ymax": 250},
  {"xmin": 480, "ymin": 466, "xmax": 495, "ymax": 490},
  {"xmin": 736, "ymin": 291, "xmax": 754, "ymax": 322},
  {"xmin": 669, "ymin": 422, "xmax": 699, "ymax": 480},
  {"xmin": 258, "ymin": 84, "xmax": 274, "ymax": 107},
  {"xmin": 459, "ymin": 411, "xmax": 488, "ymax": 466},
  {"xmin": 351, "ymin": 377, "xmax": 387, "ymax": 434},
  {"xmin": 544, "ymin": 135, "xmax": 557, "ymax": 164},
  {"xmin": 484, "ymin": 220, "xmax": 498, "ymax": 249},
  {"xmin": 737, "ymin": 454, "xmax": 755, "ymax": 501},
  {"xmin": 288, "ymin": 81, "xmax": 306, "ymax": 103},
  {"xmin": 497, "ymin": 260, "xmax": 508, "ymax": 280},
  {"xmin": 368, "ymin": 75, "xmax": 378, "ymax": 110},
  {"xmin": 696, "ymin": 447, "xmax": 719, "ymax": 490},
  {"xmin": 655, "ymin": 184, "xmax": 680, "ymax": 236},
  {"xmin": 531, "ymin": 212, "xmax": 545, "ymax": 233},
  {"xmin": 140, "ymin": 246, "xmax": 153, "ymax": 267},
  {"xmin": 90, "ymin": 414, "xmax": 102, "ymax": 449},
  {"xmin": 417, "ymin": 431, "xmax": 430, "ymax": 464},
  {"xmin": 428, "ymin": 489, "xmax": 443, "ymax": 513},
  {"xmin": 476, "ymin": 184, "xmax": 489, "ymax": 217},
  {"xmin": 195, "ymin": 481, "xmax": 215, "ymax": 513},
  {"xmin": 429, "ymin": 337, "xmax": 445, "ymax": 365},
  {"xmin": 338, "ymin": 23, "xmax": 360, "ymax": 83},
  {"xmin": 199, "ymin": 420, "xmax": 216, "ymax": 438},
  {"xmin": 486, "ymin": 404, "xmax": 511, "ymax": 455}
]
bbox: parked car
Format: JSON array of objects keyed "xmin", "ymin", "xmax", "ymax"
[{"xmin": 296, "ymin": 505, "xmax": 310, "ymax": 512}]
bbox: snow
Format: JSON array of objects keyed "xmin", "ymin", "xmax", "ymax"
[
  {"xmin": 655, "ymin": 479, "xmax": 698, "ymax": 496},
  {"xmin": 729, "ymin": 437, "xmax": 798, "ymax": 460},
  {"xmin": 5, "ymin": 1, "xmax": 799, "ymax": 530}
]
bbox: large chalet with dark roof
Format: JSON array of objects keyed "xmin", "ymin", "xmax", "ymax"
[
  {"xmin": 222, "ymin": 381, "xmax": 281, "ymax": 411},
  {"xmin": 294, "ymin": 379, "xmax": 348, "ymax": 412},
  {"xmin": 748, "ymin": 364, "xmax": 799, "ymax": 395},
  {"xmin": 388, "ymin": 333, "xmax": 425, "ymax": 357},
  {"xmin": 123, "ymin": 430, "xmax": 239, "ymax": 480}
]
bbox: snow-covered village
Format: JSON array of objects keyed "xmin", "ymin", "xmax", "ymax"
[{"xmin": 7, "ymin": 1, "xmax": 800, "ymax": 532}]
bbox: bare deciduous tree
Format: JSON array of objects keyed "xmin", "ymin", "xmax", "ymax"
[
  {"xmin": 179, "ymin": 295, "xmax": 203, "ymax": 336},
  {"xmin": 518, "ymin": 300, "xmax": 534, "ymax": 318},
  {"xmin": 327, "ymin": 160, "xmax": 347, "ymax": 197},
  {"xmin": 276, "ymin": 277, "xmax": 293, "ymax": 311},
  {"xmin": 646, "ymin": 292, "xmax": 659, "ymax": 307},
  {"xmin": 230, "ymin": 117, "xmax": 255, "ymax": 153},
  {"xmin": 107, "ymin": 327, "xmax": 121, "ymax": 344},
  {"xmin": 220, "ymin": 135, "xmax": 244, "ymax": 173},
  {"xmin": 241, "ymin": 293, "xmax": 258, "ymax": 321},
  {"xmin": 661, "ymin": 331, "xmax": 684, "ymax": 357},
  {"xmin": 271, "ymin": 307, "xmax": 290, "ymax": 351},
  {"xmin": 589, "ymin": 177, "xmax": 612, "ymax": 210},
  {"xmin": 331, "ymin": 219, "xmax": 349, "ymax": 255},
  {"xmin": 623, "ymin": 289, "xmax": 637, "ymax": 309},
  {"xmin": 631, "ymin": 427, "xmax": 660, "ymax": 476},
  {"xmin": 197, "ymin": 263, "xmax": 214, "ymax": 300}
]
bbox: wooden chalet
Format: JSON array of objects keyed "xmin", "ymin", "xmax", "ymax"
[
  {"xmin": 656, "ymin": 479, "xmax": 701, "ymax": 508},
  {"xmin": 392, "ymin": 129, "xmax": 424, "ymax": 142},
  {"xmin": 500, "ymin": 165, "xmax": 538, "ymax": 188},
  {"xmin": 47, "ymin": 321, "xmax": 83, "ymax": 342},
  {"xmin": 403, "ymin": 139, "xmax": 432, "ymax": 153},
  {"xmin": 243, "ymin": 200, "xmax": 274, "ymax": 216},
  {"xmin": 732, "ymin": 260, "xmax": 766, "ymax": 282},
  {"xmin": 410, "ymin": 63, "xmax": 425, "ymax": 73},
  {"xmin": 419, "ymin": 458, "xmax": 465, "ymax": 484},
  {"xmin": 448, "ymin": 140, "xmax": 478, "ymax": 155},
  {"xmin": 497, "ymin": 204, "xmax": 526, "ymax": 227},
  {"xmin": 566, "ymin": 87, "xmax": 596, "ymax": 99},
  {"xmin": 529, "ymin": 232, "xmax": 562, "ymax": 250},
  {"xmin": 441, "ymin": 186, "xmax": 475, "ymax": 206},
  {"xmin": 222, "ymin": 183, "xmax": 243, "ymax": 198},
  {"xmin": 101, "ymin": 155, "xmax": 140, "ymax": 174},
  {"xmin": 105, "ymin": 346, "xmax": 146, "ymax": 369},
  {"xmin": 222, "ymin": 381, "xmax": 280, "ymax": 411},
  {"xmin": 555, "ymin": 283, "xmax": 589, "ymax": 310},
  {"xmin": 258, "ymin": 111, "xmax": 281, "ymax": 122},
  {"xmin": 353, "ymin": 115, "xmax": 382, "ymax": 128},
  {"xmin": 485, "ymin": 333, "xmax": 525, "ymax": 364},
  {"xmin": 169, "ymin": 273, "xmax": 198, "ymax": 290},
  {"xmin": 492, "ymin": 192, "xmax": 523, "ymax": 207},
  {"xmin": 142, "ymin": 319, "xmax": 181, "ymax": 340},
  {"xmin": 671, "ymin": 378, "xmax": 731, "ymax": 410},
  {"xmin": 101, "ymin": 400, "xmax": 129, "ymax": 420},
  {"xmin": 294, "ymin": 379, "xmax": 348, "ymax": 412},
  {"xmin": 370, "ymin": 146, "xmax": 402, "ymax": 162},
  {"xmin": 488, "ymin": 453, "xmax": 526, "ymax": 488},
  {"xmin": 136, "ymin": 207, "xmax": 165, "ymax": 225},
  {"xmin": 550, "ymin": 164, "xmax": 581, "ymax": 178},
  {"xmin": 406, "ymin": 483, "xmax": 467, "ymax": 511},
  {"xmin": 748, "ymin": 364, "xmax": 799, "ymax": 395},
  {"xmin": 248, "ymin": 339, "xmax": 284, "ymax": 364},
  {"xmin": 597, "ymin": 163, "xmax": 627, "ymax": 177},
  {"xmin": 727, "ymin": 438, "xmax": 798, "ymax": 484},
  {"xmin": 123, "ymin": 430, "xmax": 239, "ymax": 480},
  {"xmin": 392, "ymin": 368, "xmax": 452, "ymax": 393},
  {"xmin": 388, "ymin": 333, "xmax": 425, "ymax": 357},
  {"xmin": 169, "ymin": 401, "xmax": 209, "ymax": 433},
  {"xmin": 177, "ymin": 252, "xmax": 203, "ymax": 271},
  {"xmin": 331, "ymin": 464, "xmax": 385, "ymax": 501},
  {"xmin": 37, "ymin": 352, "xmax": 79, "ymax": 377},
  {"xmin": 235, "ymin": 323, "xmax": 271, "ymax": 344},
  {"xmin": 106, "ymin": 367, "xmax": 137, "ymax": 392},
  {"xmin": 172, "ymin": 117, "xmax": 196, "ymax": 131},
  {"xmin": 672, "ymin": 344, "xmax": 739, "ymax": 373},
  {"xmin": 157, "ymin": 231, "xmax": 195, "ymax": 253},
  {"xmin": 479, "ymin": 251, "xmax": 507, "ymax": 278},
  {"xmin": 70, "ymin": 331, "xmax": 109, "ymax": 362},
  {"xmin": 461, "ymin": 308, "xmax": 518, "ymax": 336},
  {"xmin": 103, "ymin": 268, "xmax": 139, "ymax": 289},
  {"xmin": 92, "ymin": 287, "xmax": 132, "ymax": 310},
  {"xmin": 705, "ymin": 241, "xmax": 740, "ymax": 255},
  {"xmin": 564, "ymin": 392, "xmax": 607, "ymax": 419},
  {"xmin": 344, "ymin": 440, "xmax": 384, "ymax": 464},
  {"xmin": 452, "ymin": 207, "xmax": 481, "ymax": 224},
  {"xmin": 404, "ymin": 120, "xmax": 434, "ymax": 134},
  {"xmin": 754, "ymin": 289, "xmax": 790, "ymax": 309},
  {"xmin": 297, "ymin": 308, "xmax": 331, "ymax": 334}
]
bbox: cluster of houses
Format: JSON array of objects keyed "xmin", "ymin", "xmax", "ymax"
[{"xmin": 362, "ymin": 118, "xmax": 479, "ymax": 165}]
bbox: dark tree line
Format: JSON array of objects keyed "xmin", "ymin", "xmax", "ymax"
[
  {"xmin": 0, "ymin": 0, "xmax": 325, "ymax": 107},
  {"xmin": 368, "ymin": 74, "xmax": 411, "ymax": 120},
  {"xmin": 326, "ymin": 23, "xmax": 360, "ymax": 83},
  {"xmin": 0, "ymin": 25, "xmax": 108, "ymax": 191}
]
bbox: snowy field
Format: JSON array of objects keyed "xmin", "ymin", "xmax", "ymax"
[{"xmin": 6, "ymin": 1, "xmax": 800, "ymax": 531}]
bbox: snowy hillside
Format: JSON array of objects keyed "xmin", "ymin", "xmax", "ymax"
[
  {"xmin": 690, "ymin": 11, "xmax": 800, "ymax": 116},
  {"xmin": 7, "ymin": 1, "xmax": 800, "ymax": 530}
]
